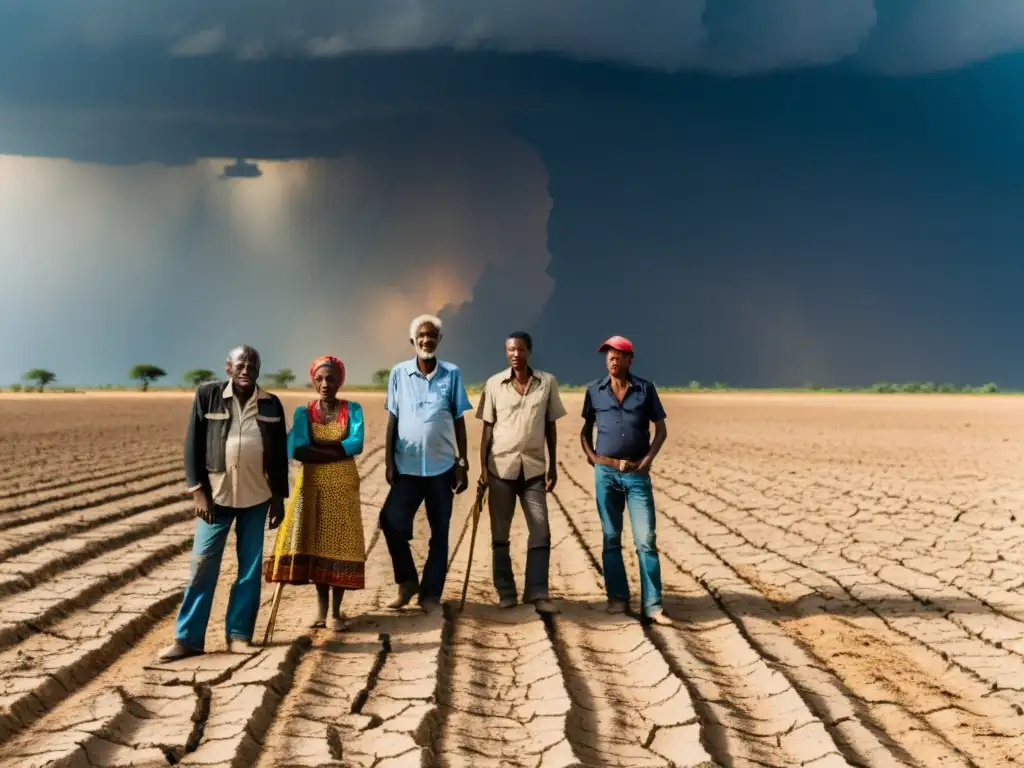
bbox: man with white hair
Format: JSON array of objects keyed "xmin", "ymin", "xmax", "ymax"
[{"xmin": 380, "ymin": 314, "xmax": 473, "ymax": 613}]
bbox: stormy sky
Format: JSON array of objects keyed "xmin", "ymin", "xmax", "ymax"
[{"xmin": 2, "ymin": 1, "xmax": 1024, "ymax": 388}]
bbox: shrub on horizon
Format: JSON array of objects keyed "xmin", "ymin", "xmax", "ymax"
[
  {"xmin": 265, "ymin": 369, "xmax": 297, "ymax": 388},
  {"xmin": 23, "ymin": 369, "xmax": 56, "ymax": 392},
  {"xmin": 129, "ymin": 364, "xmax": 167, "ymax": 392},
  {"xmin": 184, "ymin": 369, "xmax": 217, "ymax": 388}
]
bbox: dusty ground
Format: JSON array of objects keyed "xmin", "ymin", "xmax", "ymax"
[{"xmin": 0, "ymin": 391, "xmax": 1022, "ymax": 767}]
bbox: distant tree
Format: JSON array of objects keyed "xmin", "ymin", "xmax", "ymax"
[
  {"xmin": 129, "ymin": 364, "xmax": 167, "ymax": 392},
  {"xmin": 265, "ymin": 369, "xmax": 296, "ymax": 388},
  {"xmin": 184, "ymin": 369, "xmax": 217, "ymax": 388},
  {"xmin": 870, "ymin": 381, "xmax": 895, "ymax": 393},
  {"xmin": 372, "ymin": 368, "xmax": 391, "ymax": 388},
  {"xmin": 712, "ymin": 381, "xmax": 728, "ymax": 391},
  {"xmin": 937, "ymin": 382, "xmax": 957, "ymax": 393},
  {"xmin": 688, "ymin": 380, "xmax": 702, "ymax": 391},
  {"xmin": 23, "ymin": 369, "xmax": 56, "ymax": 392},
  {"xmin": 979, "ymin": 382, "xmax": 999, "ymax": 394}
]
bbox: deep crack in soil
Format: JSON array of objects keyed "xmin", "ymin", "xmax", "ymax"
[{"xmin": 2, "ymin": 391, "xmax": 1023, "ymax": 767}]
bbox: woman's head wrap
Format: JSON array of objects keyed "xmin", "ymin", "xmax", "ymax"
[{"xmin": 309, "ymin": 355, "xmax": 346, "ymax": 387}]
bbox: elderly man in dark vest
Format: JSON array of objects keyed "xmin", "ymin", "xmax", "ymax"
[{"xmin": 158, "ymin": 345, "xmax": 289, "ymax": 661}]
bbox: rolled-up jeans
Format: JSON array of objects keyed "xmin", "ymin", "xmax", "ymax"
[
  {"xmin": 488, "ymin": 470, "xmax": 551, "ymax": 603},
  {"xmin": 174, "ymin": 501, "xmax": 269, "ymax": 649},
  {"xmin": 593, "ymin": 464, "xmax": 663, "ymax": 614}
]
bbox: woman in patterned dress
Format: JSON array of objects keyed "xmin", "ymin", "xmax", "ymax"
[{"xmin": 264, "ymin": 355, "xmax": 365, "ymax": 631}]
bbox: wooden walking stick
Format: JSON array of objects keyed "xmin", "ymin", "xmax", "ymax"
[
  {"xmin": 262, "ymin": 582, "xmax": 284, "ymax": 645},
  {"xmin": 459, "ymin": 481, "xmax": 488, "ymax": 613}
]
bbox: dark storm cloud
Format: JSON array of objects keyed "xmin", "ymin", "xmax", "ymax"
[
  {"xmin": 3, "ymin": 48, "xmax": 1024, "ymax": 386},
  {"xmin": 3, "ymin": 5, "xmax": 1024, "ymax": 387},
  {"xmin": 220, "ymin": 159, "xmax": 262, "ymax": 179},
  {"xmin": 0, "ymin": 118, "xmax": 553, "ymax": 387},
  {"xmin": 4, "ymin": 0, "xmax": 1024, "ymax": 74}
]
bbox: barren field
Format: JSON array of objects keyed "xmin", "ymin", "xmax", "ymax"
[{"xmin": 0, "ymin": 391, "xmax": 1023, "ymax": 767}]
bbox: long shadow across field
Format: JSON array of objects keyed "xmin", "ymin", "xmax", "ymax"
[{"xmin": 445, "ymin": 592, "xmax": 1002, "ymax": 625}]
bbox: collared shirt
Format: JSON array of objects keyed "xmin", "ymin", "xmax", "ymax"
[
  {"xmin": 386, "ymin": 358, "xmax": 474, "ymax": 477},
  {"xmin": 477, "ymin": 367, "xmax": 566, "ymax": 481},
  {"xmin": 207, "ymin": 381, "xmax": 273, "ymax": 508},
  {"xmin": 582, "ymin": 374, "xmax": 667, "ymax": 460}
]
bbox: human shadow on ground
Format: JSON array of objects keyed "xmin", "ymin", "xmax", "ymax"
[
  {"xmin": 429, "ymin": 589, "xmax": 1020, "ymax": 626},
  {"xmin": 255, "ymin": 586, "xmax": 1016, "ymax": 667},
  {"xmin": 659, "ymin": 588, "xmax": 1021, "ymax": 623}
]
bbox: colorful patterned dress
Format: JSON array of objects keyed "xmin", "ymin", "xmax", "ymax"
[{"xmin": 264, "ymin": 400, "xmax": 366, "ymax": 589}]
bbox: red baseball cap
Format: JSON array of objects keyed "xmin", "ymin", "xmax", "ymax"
[{"xmin": 598, "ymin": 335, "xmax": 634, "ymax": 353}]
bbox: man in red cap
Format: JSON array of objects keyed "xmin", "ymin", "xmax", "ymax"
[{"xmin": 580, "ymin": 335, "xmax": 671, "ymax": 626}]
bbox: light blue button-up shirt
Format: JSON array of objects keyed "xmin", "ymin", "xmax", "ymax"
[{"xmin": 386, "ymin": 358, "xmax": 474, "ymax": 477}]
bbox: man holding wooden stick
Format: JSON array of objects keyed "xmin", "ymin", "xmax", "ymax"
[{"xmin": 476, "ymin": 331, "xmax": 566, "ymax": 614}]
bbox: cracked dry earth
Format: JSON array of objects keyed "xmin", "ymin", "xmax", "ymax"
[{"xmin": 1, "ymin": 391, "xmax": 1023, "ymax": 767}]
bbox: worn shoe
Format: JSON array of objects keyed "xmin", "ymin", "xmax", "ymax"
[
  {"xmin": 420, "ymin": 598, "xmax": 442, "ymax": 615},
  {"xmin": 307, "ymin": 613, "xmax": 327, "ymax": 629},
  {"xmin": 531, "ymin": 599, "xmax": 560, "ymax": 615},
  {"xmin": 387, "ymin": 581, "xmax": 418, "ymax": 610},
  {"xmin": 498, "ymin": 596, "xmax": 518, "ymax": 609},
  {"xmin": 605, "ymin": 599, "xmax": 628, "ymax": 615},
  {"xmin": 645, "ymin": 609, "xmax": 674, "ymax": 627},
  {"xmin": 157, "ymin": 641, "xmax": 203, "ymax": 662},
  {"xmin": 330, "ymin": 615, "xmax": 348, "ymax": 632},
  {"xmin": 226, "ymin": 638, "xmax": 261, "ymax": 653}
]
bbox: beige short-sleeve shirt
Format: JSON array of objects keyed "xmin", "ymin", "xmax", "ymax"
[{"xmin": 476, "ymin": 368, "xmax": 567, "ymax": 481}]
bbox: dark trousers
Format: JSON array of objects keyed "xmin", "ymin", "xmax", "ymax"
[
  {"xmin": 380, "ymin": 470, "xmax": 455, "ymax": 601},
  {"xmin": 488, "ymin": 471, "xmax": 550, "ymax": 602}
]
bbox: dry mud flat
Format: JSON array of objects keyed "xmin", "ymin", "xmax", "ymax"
[{"xmin": 0, "ymin": 391, "xmax": 1023, "ymax": 767}]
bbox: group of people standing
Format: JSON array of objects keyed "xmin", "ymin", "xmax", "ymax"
[{"xmin": 159, "ymin": 315, "xmax": 670, "ymax": 662}]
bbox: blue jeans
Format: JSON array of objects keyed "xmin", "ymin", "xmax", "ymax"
[
  {"xmin": 174, "ymin": 501, "xmax": 269, "ymax": 649},
  {"xmin": 594, "ymin": 465, "xmax": 663, "ymax": 614},
  {"xmin": 380, "ymin": 470, "xmax": 454, "ymax": 602}
]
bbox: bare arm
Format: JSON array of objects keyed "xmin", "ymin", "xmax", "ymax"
[
  {"xmin": 480, "ymin": 422, "xmax": 493, "ymax": 479},
  {"xmin": 649, "ymin": 419, "xmax": 667, "ymax": 460},
  {"xmin": 648, "ymin": 420, "xmax": 668, "ymax": 460},
  {"xmin": 580, "ymin": 415, "xmax": 599, "ymax": 466},
  {"xmin": 545, "ymin": 420, "xmax": 558, "ymax": 466},
  {"xmin": 545, "ymin": 420, "xmax": 559, "ymax": 491},
  {"xmin": 452, "ymin": 416, "xmax": 470, "ymax": 494},
  {"xmin": 454, "ymin": 416, "xmax": 468, "ymax": 467},
  {"xmin": 636, "ymin": 420, "xmax": 667, "ymax": 473},
  {"xmin": 385, "ymin": 412, "xmax": 398, "ymax": 473},
  {"xmin": 637, "ymin": 385, "xmax": 668, "ymax": 472}
]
